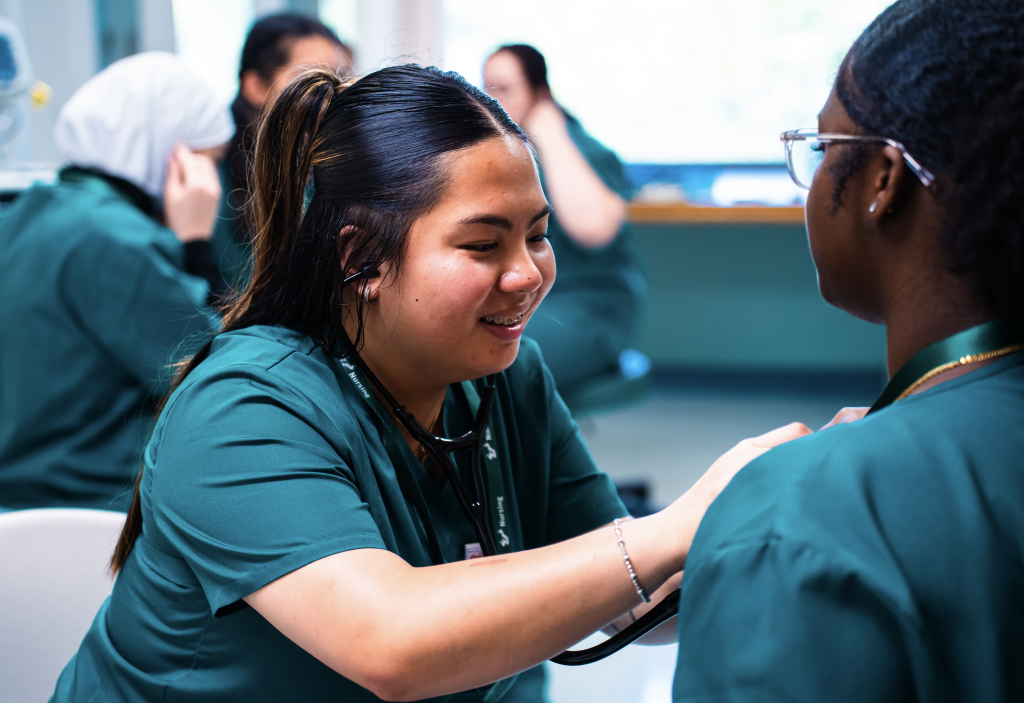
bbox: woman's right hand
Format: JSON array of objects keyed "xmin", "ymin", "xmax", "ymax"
[
  {"xmin": 164, "ymin": 144, "xmax": 222, "ymax": 243},
  {"xmin": 662, "ymin": 422, "xmax": 812, "ymax": 570}
]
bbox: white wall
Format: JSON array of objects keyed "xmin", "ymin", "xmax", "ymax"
[
  {"xmin": 355, "ymin": 0, "xmax": 443, "ymax": 72},
  {"xmin": 0, "ymin": 0, "xmax": 99, "ymax": 164},
  {"xmin": 0, "ymin": 0, "xmax": 175, "ymax": 165}
]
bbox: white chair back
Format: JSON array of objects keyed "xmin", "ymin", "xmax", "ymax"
[{"xmin": 0, "ymin": 508, "xmax": 126, "ymax": 703}]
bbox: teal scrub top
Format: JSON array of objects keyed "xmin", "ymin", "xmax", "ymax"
[
  {"xmin": 527, "ymin": 114, "xmax": 649, "ymax": 388},
  {"xmin": 54, "ymin": 327, "xmax": 627, "ymax": 702},
  {"xmin": 673, "ymin": 352, "xmax": 1024, "ymax": 702},
  {"xmin": 0, "ymin": 171, "xmax": 217, "ymax": 511}
]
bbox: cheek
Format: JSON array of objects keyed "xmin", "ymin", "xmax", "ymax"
[
  {"xmin": 536, "ymin": 250, "xmax": 556, "ymax": 298},
  {"xmin": 404, "ymin": 259, "xmax": 492, "ymax": 328},
  {"xmin": 805, "ymin": 172, "xmax": 834, "ymax": 267}
]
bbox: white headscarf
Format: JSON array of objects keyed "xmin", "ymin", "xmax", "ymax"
[{"xmin": 54, "ymin": 52, "xmax": 235, "ymax": 197}]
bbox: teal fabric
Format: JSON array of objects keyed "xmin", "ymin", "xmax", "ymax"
[
  {"xmin": 528, "ymin": 114, "xmax": 649, "ymax": 389},
  {"xmin": 673, "ymin": 352, "xmax": 1024, "ymax": 702},
  {"xmin": 209, "ymin": 158, "xmax": 252, "ymax": 292},
  {"xmin": 53, "ymin": 327, "xmax": 626, "ymax": 702},
  {"xmin": 0, "ymin": 173, "xmax": 217, "ymax": 511}
]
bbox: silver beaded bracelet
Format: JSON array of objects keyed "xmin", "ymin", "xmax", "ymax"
[{"xmin": 613, "ymin": 518, "xmax": 651, "ymax": 603}]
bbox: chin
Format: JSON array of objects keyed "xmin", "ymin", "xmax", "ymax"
[
  {"xmin": 474, "ymin": 339, "xmax": 521, "ymax": 379},
  {"xmin": 817, "ymin": 277, "xmax": 884, "ymax": 325}
]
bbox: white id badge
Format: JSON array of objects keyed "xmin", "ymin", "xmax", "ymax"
[{"xmin": 464, "ymin": 542, "xmax": 484, "ymax": 560}]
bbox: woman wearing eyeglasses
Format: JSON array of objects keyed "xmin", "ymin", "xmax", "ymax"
[
  {"xmin": 673, "ymin": 1, "xmax": 1024, "ymax": 700},
  {"xmin": 52, "ymin": 65, "xmax": 808, "ymax": 703}
]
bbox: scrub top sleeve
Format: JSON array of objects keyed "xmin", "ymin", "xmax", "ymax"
[
  {"xmin": 64, "ymin": 224, "xmax": 218, "ymax": 395},
  {"xmin": 673, "ymin": 539, "xmax": 919, "ymax": 703},
  {"xmin": 540, "ymin": 358, "xmax": 628, "ymax": 542},
  {"xmin": 147, "ymin": 366, "xmax": 387, "ymax": 613}
]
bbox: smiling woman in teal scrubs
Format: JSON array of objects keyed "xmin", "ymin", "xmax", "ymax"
[
  {"xmin": 53, "ymin": 66, "xmax": 808, "ymax": 702},
  {"xmin": 673, "ymin": 1, "xmax": 1024, "ymax": 700}
]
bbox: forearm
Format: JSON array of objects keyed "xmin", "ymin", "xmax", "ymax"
[
  {"xmin": 247, "ymin": 511, "xmax": 682, "ymax": 701},
  {"xmin": 526, "ymin": 105, "xmax": 626, "ymax": 249}
]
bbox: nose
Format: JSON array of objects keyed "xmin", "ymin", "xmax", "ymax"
[{"xmin": 498, "ymin": 243, "xmax": 545, "ymax": 295}]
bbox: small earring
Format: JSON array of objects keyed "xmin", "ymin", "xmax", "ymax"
[
  {"xmin": 868, "ymin": 201, "xmax": 879, "ymax": 214},
  {"xmin": 362, "ymin": 286, "xmax": 372, "ymax": 303}
]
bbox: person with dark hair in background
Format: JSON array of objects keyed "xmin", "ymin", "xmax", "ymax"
[
  {"xmin": 212, "ymin": 13, "xmax": 352, "ymax": 287},
  {"xmin": 483, "ymin": 44, "xmax": 649, "ymax": 395},
  {"xmin": 52, "ymin": 64, "xmax": 810, "ymax": 702},
  {"xmin": 0, "ymin": 52, "xmax": 232, "ymax": 511},
  {"xmin": 673, "ymin": 1, "xmax": 1024, "ymax": 700}
]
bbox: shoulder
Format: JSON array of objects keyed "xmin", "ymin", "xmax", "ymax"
[
  {"xmin": 691, "ymin": 356, "xmax": 1024, "ymax": 573},
  {"xmin": 170, "ymin": 326, "xmax": 344, "ymax": 411}
]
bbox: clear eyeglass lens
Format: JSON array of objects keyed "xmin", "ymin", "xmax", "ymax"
[{"xmin": 788, "ymin": 137, "xmax": 825, "ymax": 189}]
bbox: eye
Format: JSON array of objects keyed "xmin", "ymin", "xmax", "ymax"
[
  {"xmin": 461, "ymin": 242, "xmax": 498, "ymax": 253},
  {"xmin": 810, "ymin": 141, "xmax": 826, "ymax": 154},
  {"xmin": 528, "ymin": 232, "xmax": 550, "ymax": 244}
]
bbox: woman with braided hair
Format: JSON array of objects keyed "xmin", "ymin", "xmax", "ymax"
[
  {"xmin": 51, "ymin": 65, "xmax": 809, "ymax": 702},
  {"xmin": 673, "ymin": 1, "xmax": 1024, "ymax": 700}
]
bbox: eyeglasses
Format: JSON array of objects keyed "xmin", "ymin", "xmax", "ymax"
[{"xmin": 780, "ymin": 128, "xmax": 935, "ymax": 190}]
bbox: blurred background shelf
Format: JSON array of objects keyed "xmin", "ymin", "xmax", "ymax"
[{"xmin": 629, "ymin": 202, "xmax": 805, "ymax": 224}]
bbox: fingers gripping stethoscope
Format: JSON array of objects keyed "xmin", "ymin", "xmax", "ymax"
[{"xmin": 341, "ymin": 265, "xmax": 679, "ymax": 665}]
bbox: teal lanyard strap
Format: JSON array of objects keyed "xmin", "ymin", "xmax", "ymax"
[
  {"xmin": 457, "ymin": 381, "xmax": 518, "ymax": 555},
  {"xmin": 339, "ymin": 360, "xmax": 446, "ymax": 565},
  {"xmin": 869, "ymin": 319, "xmax": 1024, "ymax": 414}
]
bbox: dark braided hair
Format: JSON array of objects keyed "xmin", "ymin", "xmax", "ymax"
[{"xmin": 831, "ymin": 0, "xmax": 1024, "ymax": 323}]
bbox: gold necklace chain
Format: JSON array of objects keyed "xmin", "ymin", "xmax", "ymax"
[{"xmin": 894, "ymin": 343, "xmax": 1024, "ymax": 403}]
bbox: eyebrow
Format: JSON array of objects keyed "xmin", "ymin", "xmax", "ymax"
[{"xmin": 455, "ymin": 205, "xmax": 551, "ymax": 231}]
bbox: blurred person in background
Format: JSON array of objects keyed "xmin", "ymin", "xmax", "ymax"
[
  {"xmin": 0, "ymin": 52, "xmax": 232, "ymax": 511},
  {"xmin": 212, "ymin": 13, "xmax": 353, "ymax": 287},
  {"xmin": 673, "ymin": 1, "xmax": 1024, "ymax": 700},
  {"xmin": 484, "ymin": 44, "xmax": 649, "ymax": 395}
]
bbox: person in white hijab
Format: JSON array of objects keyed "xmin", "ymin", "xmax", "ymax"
[
  {"xmin": 55, "ymin": 51, "xmax": 234, "ymax": 197},
  {"xmin": 0, "ymin": 51, "xmax": 234, "ymax": 512}
]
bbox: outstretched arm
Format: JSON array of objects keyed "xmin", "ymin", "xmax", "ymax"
[{"xmin": 245, "ymin": 423, "xmax": 810, "ymax": 701}]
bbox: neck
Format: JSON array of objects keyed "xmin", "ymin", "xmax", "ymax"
[
  {"xmin": 357, "ymin": 343, "xmax": 448, "ymax": 441},
  {"xmin": 883, "ymin": 273, "xmax": 992, "ymax": 378}
]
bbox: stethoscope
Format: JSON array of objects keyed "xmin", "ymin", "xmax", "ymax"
[{"xmin": 341, "ymin": 265, "xmax": 679, "ymax": 665}]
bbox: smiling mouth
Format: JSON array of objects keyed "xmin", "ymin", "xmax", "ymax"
[{"xmin": 482, "ymin": 313, "xmax": 525, "ymax": 327}]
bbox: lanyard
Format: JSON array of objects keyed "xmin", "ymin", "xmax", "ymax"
[
  {"xmin": 454, "ymin": 380, "xmax": 516, "ymax": 555},
  {"xmin": 869, "ymin": 319, "xmax": 1024, "ymax": 414},
  {"xmin": 338, "ymin": 358, "xmax": 519, "ymax": 563}
]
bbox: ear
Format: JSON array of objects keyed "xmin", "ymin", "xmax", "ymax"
[
  {"xmin": 339, "ymin": 225, "xmax": 387, "ymax": 301},
  {"xmin": 866, "ymin": 145, "xmax": 911, "ymax": 223},
  {"xmin": 240, "ymin": 70, "xmax": 271, "ymax": 108}
]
